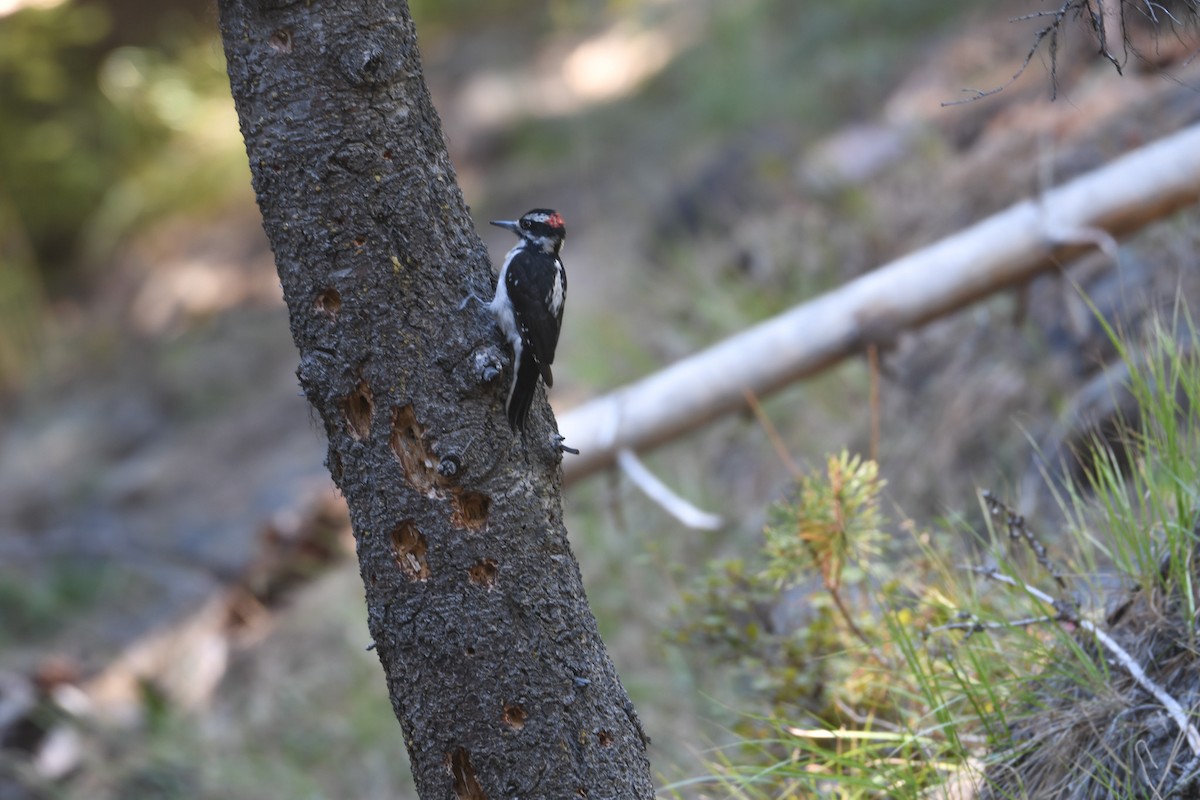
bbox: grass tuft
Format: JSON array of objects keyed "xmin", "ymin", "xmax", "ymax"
[{"xmin": 670, "ymin": 302, "xmax": 1200, "ymax": 798}]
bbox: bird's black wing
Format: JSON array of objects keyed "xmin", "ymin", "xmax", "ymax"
[{"xmin": 505, "ymin": 255, "xmax": 564, "ymax": 387}]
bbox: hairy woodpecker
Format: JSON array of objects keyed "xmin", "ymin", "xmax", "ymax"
[{"xmin": 488, "ymin": 208, "xmax": 567, "ymax": 431}]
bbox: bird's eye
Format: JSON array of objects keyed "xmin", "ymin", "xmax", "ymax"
[{"xmin": 520, "ymin": 219, "xmax": 531, "ymax": 230}]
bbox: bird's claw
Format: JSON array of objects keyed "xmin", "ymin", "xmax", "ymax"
[{"xmin": 458, "ymin": 292, "xmax": 485, "ymax": 312}]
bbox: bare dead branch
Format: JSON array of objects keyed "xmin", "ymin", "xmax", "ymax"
[
  {"xmin": 742, "ymin": 388, "xmax": 801, "ymax": 478},
  {"xmin": 944, "ymin": 0, "xmax": 1200, "ymax": 105},
  {"xmin": 1166, "ymin": 752, "xmax": 1200, "ymax": 797},
  {"xmin": 925, "ymin": 613, "xmax": 1061, "ymax": 639},
  {"xmin": 971, "ymin": 565, "xmax": 1200, "ymax": 756},
  {"xmin": 1093, "ymin": 0, "xmax": 1129, "ymax": 74},
  {"xmin": 982, "ymin": 490, "xmax": 1072, "ymax": 595},
  {"xmin": 616, "ymin": 448, "xmax": 723, "ymax": 530},
  {"xmin": 1139, "ymin": 1, "xmax": 1184, "ymax": 26},
  {"xmin": 944, "ymin": 1, "xmax": 1078, "ymax": 106}
]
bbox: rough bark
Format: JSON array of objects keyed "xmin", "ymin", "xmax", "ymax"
[{"xmin": 216, "ymin": 2, "xmax": 654, "ymax": 797}]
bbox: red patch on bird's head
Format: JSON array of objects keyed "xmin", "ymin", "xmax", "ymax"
[{"xmin": 547, "ymin": 212, "xmax": 565, "ymax": 230}]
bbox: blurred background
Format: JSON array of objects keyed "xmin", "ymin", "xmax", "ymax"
[{"xmin": 2, "ymin": 0, "xmax": 1200, "ymax": 796}]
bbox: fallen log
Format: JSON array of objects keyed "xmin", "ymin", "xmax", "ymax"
[{"xmin": 559, "ymin": 124, "xmax": 1200, "ymax": 485}]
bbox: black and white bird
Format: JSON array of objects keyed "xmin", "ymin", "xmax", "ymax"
[{"xmin": 488, "ymin": 208, "xmax": 567, "ymax": 431}]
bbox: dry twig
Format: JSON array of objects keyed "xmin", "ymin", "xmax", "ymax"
[
  {"xmin": 982, "ymin": 490, "xmax": 1072, "ymax": 595},
  {"xmin": 971, "ymin": 565, "xmax": 1200, "ymax": 757},
  {"xmin": 925, "ymin": 612, "xmax": 1060, "ymax": 640}
]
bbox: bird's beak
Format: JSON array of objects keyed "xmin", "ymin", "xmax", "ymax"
[{"xmin": 490, "ymin": 219, "xmax": 520, "ymax": 233}]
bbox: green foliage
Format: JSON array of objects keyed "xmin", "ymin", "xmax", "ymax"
[
  {"xmin": 671, "ymin": 452, "xmax": 1002, "ymax": 797},
  {"xmin": 0, "ymin": 2, "xmax": 246, "ymax": 288},
  {"xmin": 670, "ymin": 312, "xmax": 1200, "ymax": 798},
  {"xmin": 0, "ymin": 558, "xmax": 112, "ymax": 645},
  {"xmin": 0, "ymin": 1, "xmax": 114, "ymax": 277},
  {"xmin": 1073, "ymin": 309, "xmax": 1200, "ymax": 602},
  {"xmin": 973, "ymin": 312, "xmax": 1200, "ymax": 798},
  {"xmin": 763, "ymin": 453, "xmax": 884, "ymax": 592}
]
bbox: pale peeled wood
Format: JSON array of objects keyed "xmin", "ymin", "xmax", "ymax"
[{"xmin": 560, "ymin": 124, "xmax": 1200, "ymax": 485}]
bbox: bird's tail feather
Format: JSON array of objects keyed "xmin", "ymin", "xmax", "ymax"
[{"xmin": 507, "ymin": 350, "xmax": 542, "ymax": 431}]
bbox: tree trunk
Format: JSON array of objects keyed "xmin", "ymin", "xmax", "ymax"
[{"xmin": 216, "ymin": 2, "xmax": 654, "ymax": 797}]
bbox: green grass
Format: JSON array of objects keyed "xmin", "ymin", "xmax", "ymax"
[
  {"xmin": 0, "ymin": 558, "xmax": 116, "ymax": 648},
  {"xmin": 666, "ymin": 304, "xmax": 1200, "ymax": 798}
]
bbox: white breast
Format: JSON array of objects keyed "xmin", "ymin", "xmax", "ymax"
[{"xmin": 489, "ymin": 244, "xmax": 522, "ymax": 348}]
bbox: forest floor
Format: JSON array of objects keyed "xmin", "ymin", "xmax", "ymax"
[{"xmin": 2, "ymin": 3, "xmax": 1200, "ymax": 797}]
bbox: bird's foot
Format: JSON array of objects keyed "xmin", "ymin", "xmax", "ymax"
[{"xmin": 458, "ymin": 292, "xmax": 487, "ymax": 312}]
